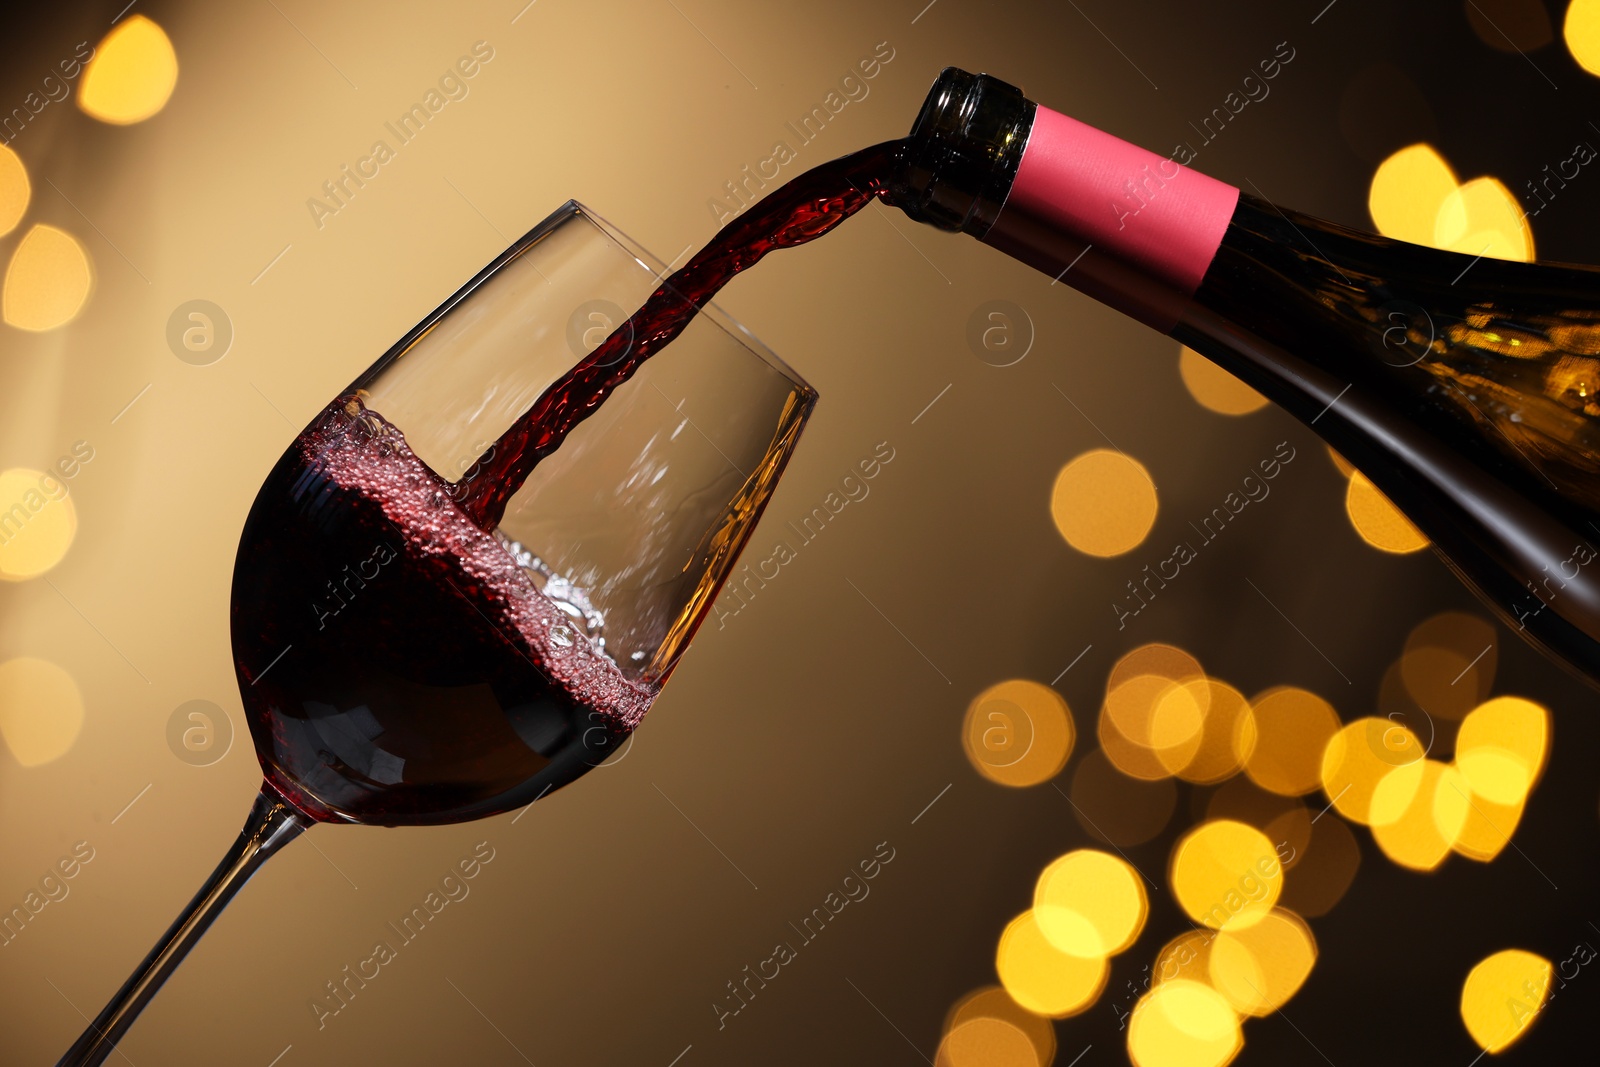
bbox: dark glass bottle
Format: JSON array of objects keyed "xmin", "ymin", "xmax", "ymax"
[{"xmin": 895, "ymin": 67, "xmax": 1600, "ymax": 686}]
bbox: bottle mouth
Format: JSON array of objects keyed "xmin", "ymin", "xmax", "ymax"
[{"xmin": 895, "ymin": 67, "xmax": 1034, "ymax": 237}]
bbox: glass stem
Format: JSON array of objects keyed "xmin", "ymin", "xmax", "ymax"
[{"xmin": 56, "ymin": 784, "xmax": 312, "ymax": 1067}]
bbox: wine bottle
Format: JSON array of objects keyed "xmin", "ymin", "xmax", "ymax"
[{"xmin": 894, "ymin": 67, "xmax": 1600, "ymax": 686}]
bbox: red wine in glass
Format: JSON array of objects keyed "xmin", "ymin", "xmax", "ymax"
[
  {"xmin": 234, "ymin": 142, "xmax": 904, "ymax": 827},
  {"xmin": 60, "ymin": 146, "xmax": 903, "ymax": 1065},
  {"xmin": 231, "ymin": 395, "xmax": 657, "ymax": 825}
]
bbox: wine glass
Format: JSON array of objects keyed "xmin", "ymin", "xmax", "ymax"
[{"xmin": 58, "ymin": 201, "xmax": 818, "ymax": 1065}]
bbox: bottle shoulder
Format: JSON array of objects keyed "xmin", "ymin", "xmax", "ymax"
[{"xmin": 1184, "ymin": 193, "xmax": 1600, "ymax": 521}]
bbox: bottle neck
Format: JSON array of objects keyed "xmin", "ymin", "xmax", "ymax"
[
  {"xmin": 897, "ymin": 69, "xmax": 1239, "ymax": 331},
  {"xmin": 895, "ymin": 68, "xmax": 1033, "ymax": 237}
]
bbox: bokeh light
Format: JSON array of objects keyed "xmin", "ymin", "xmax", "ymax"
[
  {"xmin": 1435, "ymin": 177, "xmax": 1534, "ymax": 261},
  {"xmin": 1170, "ymin": 820, "xmax": 1283, "ymax": 931},
  {"xmin": 943, "ymin": 986, "xmax": 1055, "ymax": 1067},
  {"xmin": 1465, "ymin": 0, "xmax": 1554, "ymax": 53},
  {"xmin": 1136, "ymin": 678, "xmax": 1208, "ymax": 770},
  {"xmin": 1370, "ymin": 759, "xmax": 1470, "ymax": 871},
  {"xmin": 1460, "ymin": 949, "xmax": 1552, "ymax": 1053},
  {"xmin": 1320, "ymin": 717, "xmax": 1425, "ymax": 825},
  {"xmin": 1163, "ymin": 679, "xmax": 1256, "ymax": 784},
  {"xmin": 1369, "ymin": 144, "xmax": 1458, "ymax": 245},
  {"xmin": 1178, "ymin": 346, "xmax": 1268, "ymax": 415},
  {"xmin": 79, "ymin": 15, "xmax": 179, "ymax": 125},
  {"xmin": 1244, "ymin": 687, "xmax": 1340, "ymax": 796},
  {"xmin": 1367, "ymin": 142, "xmax": 1533, "ymax": 261},
  {"xmin": 1452, "ymin": 792, "xmax": 1524, "ymax": 863},
  {"xmin": 1106, "ymin": 676, "xmax": 1205, "ymax": 776},
  {"xmin": 1154, "ymin": 930, "xmax": 1216, "ymax": 987},
  {"xmin": 1070, "ymin": 747, "xmax": 1177, "ymax": 847},
  {"xmin": 936, "ymin": 1016, "xmax": 1039, "ymax": 1067},
  {"xmin": 1345, "ymin": 472, "xmax": 1428, "ymax": 554},
  {"xmin": 1034, "ymin": 850, "xmax": 1148, "ymax": 957},
  {"xmin": 1400, "ymin": 611, "xmax": 1497, "ymax": 719},
  {"xmin": 1100, "ymin": 703, "xmax": 1181, "ymax": 782},
  {"xmin": 996, "ymin": 910, "xmax": 1109, "ymax": 1018},
  {"xmin": 0, "ymin": 143, "xmax": 28, "ymax": 238},
  {"xmin": 1050, "ymin": 449, "xmax": 1158, "ymax": 557},
  {"xmin": 1100, "ymin": 646, "xmax": 1211, "ymax": 781},
  {"xmin": 1456, "ymin": 696, "xmax": 1549, "ymax": 805},
  {"xmin": 1127, "ymin": 980, "xmax": 1242, "ymax": 1067},
  {"xmin": 1566, "ymin": 0, "xmax": 1600, "ymax": 76},
  {"xmin": 1277, "ymin": 814, "xmax": 1361, "ymax": 918},
  {"xmin": 1108, "ymin": 644, "xmax": 1206, "ymax": 692},
  {"xmin": 1208, "ymin": 909, "xmax": 1317, "ymax": 1017},
  {"xmin": 0, "ymin": 656, "xmax": 84, "ymax": 766},
  {"xmin": 1401, "ymin": 644, "xmax": 1479, "ymax": 722},
  {"xmin": 3, "ymin": 225, "xmax": 93, "ymax": 332},
  {"xmin": 962, "ymin": 679, "xmax": 1076, "ymax": 787},
  {"xmin": 0, "ymin": 468, "xmax": 79, "ymax": 580}
]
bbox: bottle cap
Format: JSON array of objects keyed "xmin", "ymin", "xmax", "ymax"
[{"xmin": 897, "ymin": 67, "xmax": 1035, "ymax": 237}]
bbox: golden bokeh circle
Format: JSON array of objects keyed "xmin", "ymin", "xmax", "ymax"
[
  {"xmin": 996, "ymin": 910, "xmax": 1109, "ymax": 1018},
  {"xmin": 1050, "ymin": 449, "xmax": 1158, "ymax": 557},
  {"xmin": 3, "ymin": 225, "xmax": 93, "ymax": 332},
  {"xmin": 1108, "ymin": 644, "xmax": 1206, "ymax": 693},
  {"xmin": 1319, "ymin": 717, "xmax": 1425, "ymax": 825},
  {"xmin": 962, "ymin": 679, "xmax": 1075, "ymax": 787},
  {"xmin": 1178, "ymin": 346, "xmax": 1268, "ymax": 416},
  {"xmin": 1034, "ymin": 850, "xmax": 1148, "ymax": 958},
  {"xmin": 1345, "ymin": 472, "xmax": 1428, "ymax": 554},
  {"xmin": 1128, "ymin": 980, "xmax": 1242, "ymax": 1067},
  {"xmin": 1170, "ymin": 820, "xmax": 1283, "ymax": 931},
  {"xmin": 1452, "ymin": 791, "xmax": 1524, "ymax": 863},
  {"xmin": 1571, "ymin": 0, "xmax": 1600, "ymax": 75},
  {"xmin": 1099, "ymin": 702, "xmax": 1180, "ymax": 781},
  {"xmin": 1162, "ymin": 678, "xmax": 1256, "ymax": 784},
  {"xmin": 1456, "ymin": 696, "xmax": 1548, "ymax": 805},
  {"xmin": 935, "ymin": 1016, "xmax": 1039, "ymax": 1067},
  {"xmin": 0, "ymin": 468, "xmax": 79, "ymax": 580},
  {"xmin": 1435, "ymin": 177, "xmax": 1535, "ymax": 261},
  {"xmin": 943, "ymin": 986, "xmax": 1054, "ymax": 1067},
  {"xmin": 1460, "ymin": 949, "xmax": 1552, "ymax": 1053},
  {"xmin": 1371, "ymin": 759, "xmax": 1470, "ymax": 871},
  {"xmin": 1245, "ymin": 686, "xmax": 1340, "ymax": 796},
  {"xmin": 0, "ymin": 143, "xmax": 28, "ymax": 238},
  {"xmin": 1102, "ymin": 671, "xmax": 1216, "ymax": 781},
  {"xmin": 1369, "ymin": 143, "xmax": 1458, "ymax": 244},
  {"xmin": 80, "ymin": 15, "xmax": 180, "ymax": 125},
  {"xmin": 0, "ymin": 657, "xmax": 84, "ymax": 767},
  {"xmin": 1209, "ymin": 909, "xmax": 1317, "ymax": 1017},
  {"xmin": 1114, "ymin": 675, "xmax": 1204, "ymax": 754},
  {"xmin": 1153, "ymin": 929, "xmax": 1215, "ymax": 988}
]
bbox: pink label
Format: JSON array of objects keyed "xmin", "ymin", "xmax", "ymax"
[{"xmin": 995, "ymin": 106, "xmax": 1239, "ymax": 329}]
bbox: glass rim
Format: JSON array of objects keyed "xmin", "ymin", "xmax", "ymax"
[{"xmin": 355, "ymin": 199, "xmax": 816, "ymax": 400}]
